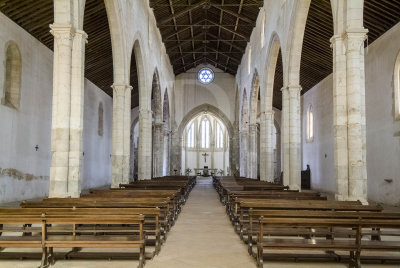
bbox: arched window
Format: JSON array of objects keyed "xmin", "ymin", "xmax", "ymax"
[
  {"xmin": 306, "ymin": 105, "xmax": 314, "ymax": 142},
  {"xmin": 216, "ymin": 122, "xmax": 224, "ymax": 148},
  {"xmin": 1, "ymin": 41, "xmax": 21, "ymax": 110},
  {"xmin": 187, "ymin": 123, "xmax": 194, "ymax": 148},
  {"xmin": 201, "ymin": 118, "xmax": 210, "ymax": 148},
  {"xmin": 394, "ymin": 50, "xmax": 400, "ymax": 120}
]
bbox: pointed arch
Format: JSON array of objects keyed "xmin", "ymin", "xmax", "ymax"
[
  {"xmin": 132, "ymin": 39, "xmax": 146, "ymax": 109},
  {"xmin": 249, "ymin": 70, "xmax": 260, "ymax": 125},
  {"xmin": 241, "ymin": 88, "xmax": 249, "ymax": 129},
  {"xmin": 178, "ymin": 104, "xmax": 234, "ymax": 141},
  {"xmin": 151, "ymin": 68, "xmax": 162, "ymax": 123},
  {"xmin": 264, "ymin": 33, "xmax": 283, "ymax": 110}
]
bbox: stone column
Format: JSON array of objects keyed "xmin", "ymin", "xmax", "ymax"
[
  {"xmin": 111, "ymin": 84, "xmax": 132, "ymax": 187},
  {"xmin": 229, "ymin": 123, "xmax": 240, "ymax": 175},
  {"xmin": 344, "ymin": 29, "xmax": 368, "ymax": 202},
  {"xmin": 281, "ymin": 87, "xmax": 290, "ymax": 186},
  {"xmin": 153, "ymin": 122, "xmax": 163, "ymax": 177},
  {"xmin": 260, "ymin": 110, "xmax": 275, "ymax": 182},
  {"xmin": 169, "ymin": 121, "xmax": 181, "ymax": 175},
  {"xmin": 49, "ymin": 24, "xmax": 74, "ymax": 197},
  {"xmin": 248, "ymin": 124, "xmax": 258, "ymax": 179},
  {"xmin": 163, "ymin": 127, "xmax": 170, "ymax": 176},
  {"xmin": 138, "ymin": 108, "xmax": 152, "ymax": 180},
  {"xmin": 331, "ymin": 34, "xmax": 349, "ymax": 201},
  {"xmin": 68, "ymin": 29, "xmax": 88, "ymax": 197},
  {"xmin": 239, "ymin": 129, "xmax": 248, "ymax": 177},
  {"xmin": 288, "ymin": 85, "xmax": 302, "ymax": 190}
]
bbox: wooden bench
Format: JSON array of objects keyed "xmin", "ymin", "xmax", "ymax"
[
  {"xmin": 256, "ymin": 217, "xmax": 360, "ymax": 268},
  {"xmin": 256, "ymin": 216, "xmax": 400, "ymax": 268},
  {"xmin": 0, "ymin": 213, "xmax": 145, "ymax": 268},
  {"xmin": 0, "ymin": 207, "xmax": 162, "ymax": 256}
]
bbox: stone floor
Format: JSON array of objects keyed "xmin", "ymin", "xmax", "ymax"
[{"xmin": 0, "ymin": 177, "xmax": 399, "ymax": 267}]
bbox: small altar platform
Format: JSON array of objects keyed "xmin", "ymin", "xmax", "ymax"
[{"xmin": 194, "ymin": 168, "xmax": 218, "ymax": 176}]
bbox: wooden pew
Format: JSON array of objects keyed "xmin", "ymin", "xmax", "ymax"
[
  {"xmin": 256, "ymin": 216, "xmax": 400, "ymax": 268},
  {"xmin": 0, "ymin": 207, "xmax": 162, "ymax": 256},
  {"xmin": 0, "ymin": 213, "xmax": 146, "ymax": 268}
]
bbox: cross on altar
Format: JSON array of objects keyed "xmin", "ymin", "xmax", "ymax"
[{"xmin": 202, "ymin": 153, "xmax": 209, "ymax": 162}]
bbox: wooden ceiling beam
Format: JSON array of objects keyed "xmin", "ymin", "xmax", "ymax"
[
  {"xmin": 211, "ymin": 4, "xmax": 254, "ymax": 24},
  {"xmin": 163, "ymin": 18, "xmax": 206, "ymax": 40},
  {"xmin": 158, "ymin": 1, "xmax": 205, "ymax": 25},
  {"xmin": 207, "ymin": 20, "xmax": 248, "ymax": 41}
]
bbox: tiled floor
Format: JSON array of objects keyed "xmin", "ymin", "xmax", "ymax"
[{"xmin": 0, "ymin": 178, "xmax": 399, "ymax": 268}]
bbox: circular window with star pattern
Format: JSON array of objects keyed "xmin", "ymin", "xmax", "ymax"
[{"xmin": 198, "ymin": 68, "xmax": 214, "ymax": 84}]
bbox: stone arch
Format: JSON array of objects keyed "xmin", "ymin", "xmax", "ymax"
[
  {"xmin": 249, "ymin": 69, "xmax": 260, "ymax": 125},
  {"xmin": 286, "ymin": 0, "xmax": 311, "ymax": 86},
  {"xmin": 162, "ymin": 89, "xmax": 171, "ymax": 176},
  {"xmin": 178, "ymin": 104, "xmax": 234, "ymax": 140},
  {"xmin": 132, "ymin": 39, "xmax": 147, "ymax": 108},
  {"xmin": 264, "ymin": 33, "xmax": 282, "ymax": 110},
  {"xmin": 104, "ymin": 0, "xmax": 128, "ymax": 84},
  {"xmin": 240, "ymin": 88, "xmax": 249, "ymax": 129},
  {"xmin": 151, "ymin": 68, "xmax": 162, "ymax": 123},
  {"xmin": 240, "ymin": 89, "xmax": 249, "ymax": 177},
  {"xmin": 1, "ymin": 41, "xmax": 21, "ymax": 110},
  {"xmin": 151, "ymin": 68, "xmax": 163, "ymax": 177}
]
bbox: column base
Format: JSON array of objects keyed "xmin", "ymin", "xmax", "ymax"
[{"xmin": 289, "ymin": 184, "xmax": 301, "ymax": 191}]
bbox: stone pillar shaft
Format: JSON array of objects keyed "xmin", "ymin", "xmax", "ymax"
[
  {"xmin": 260, "ymin": 110, "xmax": 274, "ymax": 182},
  {"xmin": 331, "ymin": 35, "xmax": 349, "ymax": 200},
  {"xmin": 153, "ymin": 123, "xmax": 163, "ymax": 177},
  {"xmin": 281, "ymin": 87, "xmax": 290, "ymax": 186},
  {"xmin": 50, "ymin": 24, "xmax": 87, "ymax": 197},
  {"xmin": 239, "ymin": 129, "xmax": 248, "ymax": 177},
  {"xmin": 288, "ymin": 85, "xmax": 301, "ymax": 190},
  {"xmin": 68, "ymin": 29, "xmax": 88, "ymax": 197},
  {"xmin": 111, "ymin": 84, "xmax": 132, "ymax": 187},
  {"xmin": 138, "ymin": 108, "xmax": 152, "ymax": 180},
  {"xmin": 248, "ymin": 124, "xmax": 258, "ymax": 179},
  {"xmin": 345, "ymin": 30, "xmax": 368, "ymax": 202}
]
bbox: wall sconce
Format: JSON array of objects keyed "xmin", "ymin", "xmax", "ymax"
[{"xmin": 35, "ymin": 145, "xmax": 39, "ymax": 151}]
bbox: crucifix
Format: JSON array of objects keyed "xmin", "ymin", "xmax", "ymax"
[{"xmin": 202, "ymin": 153, "xmax": 209, "ymax": 162}]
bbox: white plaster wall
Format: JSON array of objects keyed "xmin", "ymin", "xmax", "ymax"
[
  {"xmin": 174, "ymin": 64, "xmax": 236, "ymax": 128},
  {"xmin": 302, "ymin": 22, "xmax": 400, "ymax": 205},
  {"xmin": 82, "ymin": 80, "xmax": 113, "ymax": 190},
  {"xmin": 301, "ymin": 75, "xmax": 335, "ymax": 193},
  {"xmin": 0, "ymin": 12, "xmax": 113, "ymax": 202},
  {"xmin": 364, "ymin": 22, "xmax": 400, "ymax": 205}
]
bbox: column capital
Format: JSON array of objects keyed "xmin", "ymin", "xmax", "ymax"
[
  {"xmin": 50, "ymin": 24, "xmax": 74, "ymax": 46},
  {"xmin": 343, "ymin": 28, "xmax": 368, "ymax": 52},
  {"xmin": 261, "ymin": 110, "xmax": 274, "ymax": 121},
  {"xmin": 330, "ymin": 34, "xmax": 343, "ymax": 47},
  {"xmin": 139, "ymin": 108, "xmax": 152, "ymax": 117},
  {"xmin": 74, "ymin": 29, "xmax": 88, "ymax": 44},
  {"xmin": 287, "ymin": 84, "xmax": 302, "ymax": 91},
  {"xmin": 111, "ymin": 84, "xmax": 132, "ymax": 96}
]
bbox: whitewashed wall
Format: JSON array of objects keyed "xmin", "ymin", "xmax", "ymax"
[
  {"xmin": 302, "ymin": 21, "xmax": 400, "ymax": 206},
  {"xmin": 174, "ymin": 64, "xmax": 236, "ymax": 128},
  {"xmin": 0, "ymin": 12, "xmax": 112, "ymax": 203}
]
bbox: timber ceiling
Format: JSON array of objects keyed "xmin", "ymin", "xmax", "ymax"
[
  {"xmin": 150, "ymin": 0, "xmax": 264, "ymax": 76},
  {"xmin": 0, "ymin": 0, "xmax": 399, "ymax": 110}
]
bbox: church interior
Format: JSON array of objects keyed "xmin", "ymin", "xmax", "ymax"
[{"xmin": 0, "ymin": 0, "xmax": 400, "ymax": 267}]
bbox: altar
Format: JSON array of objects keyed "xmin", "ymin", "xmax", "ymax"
[{"xmin": 194, "ymin": 167, "xmax": 218, "ymax": 176}]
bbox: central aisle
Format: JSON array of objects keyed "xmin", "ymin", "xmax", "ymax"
[{"xmin": 146, "ymin": 177, "xmax": 255, "ymax": 268}]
